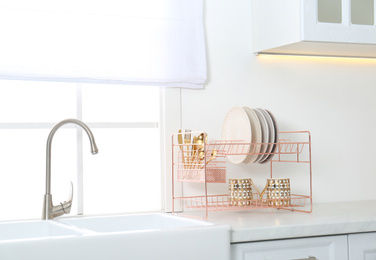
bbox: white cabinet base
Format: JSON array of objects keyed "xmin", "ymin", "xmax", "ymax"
[
  {"xmin": 349, "ymin": 232, "xmax": 376, "ymax": 260},
  {"xmin": 231, "ymin": 235, "xmax": 348, "ymax": 260}
]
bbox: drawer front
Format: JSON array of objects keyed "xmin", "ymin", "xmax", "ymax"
[
  {"xmin": 349, "ymin": 232, "xmax": 376, "ymax": 260},
  {"xmin": 231, "ymin": 235, "xmax": 348, "ymax": 260}
]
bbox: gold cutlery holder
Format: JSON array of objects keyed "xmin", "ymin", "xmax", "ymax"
[
  {"xmin": 176, "ymin": 131, "xmax": 226, "ymax": 183},
  {"xmin": 177, "ymin": 166, "xmax": 226, "ymax": 183}
]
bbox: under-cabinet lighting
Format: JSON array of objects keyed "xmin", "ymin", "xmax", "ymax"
[{"xmin": 256, "ymin": 53, "xmax": 376, "ymax": 64}]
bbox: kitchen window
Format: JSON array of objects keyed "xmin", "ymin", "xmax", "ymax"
[
  {"xmin": 0, "ymin": 0, "xmax": 202, "ymax": 221},
  {"xmin": 0, "ymin": 79, "xmax": 179, "ymax": 221}
]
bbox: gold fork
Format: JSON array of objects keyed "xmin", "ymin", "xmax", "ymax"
[
  {"xmin": 178, "ymin": 129, "xmax": 185, "ymax": 165},
  {"xmin": 184, "ymin": 130, "xmax": 191, "ymax": 168}
]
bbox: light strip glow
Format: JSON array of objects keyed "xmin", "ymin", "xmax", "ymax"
[{"xmin": 256, "ymin": 53, "xmax": 376, "ymax": 64}]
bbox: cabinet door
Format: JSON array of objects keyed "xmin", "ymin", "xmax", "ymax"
[
  {"xmin": 231, "ymin": 235, "xmax": 348, "ymax": 260},
  {"xmin": 349, "ymin": 232, "xmax": 376, "ymax": 260}
]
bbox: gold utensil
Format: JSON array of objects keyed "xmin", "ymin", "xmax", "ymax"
[
  {"xmin": 196, "ymin": 133, "xmax": 206, "ymax": 165},
  {"xmin": 197, "ymin": 132, "xmax": 206, "ymax": 142},
  {"xmin": 206, "ymin": 149, "xmax": 217, "ymax": 164},
  {"xmin": 184, "ymin": 130, "xmax": 191, "ymax": 168},
  {"xmin": 184, "ymin": 130, "xmax": 191, "ymax": 145},
  {"xmin": 191, "ymin": 136, "xmax": 197, "ymax": 168},
  {"xmin": 178, "ymin": 129, "xmax": 185, "ymax": 165},
  {"xmin": 200, "ymin": 148, "xmax": 217, "ymax": 169}
]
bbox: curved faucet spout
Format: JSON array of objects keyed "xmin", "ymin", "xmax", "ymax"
[{"xmin": 42, "ymin": 119, "xmax": 98, "ymax": 220}]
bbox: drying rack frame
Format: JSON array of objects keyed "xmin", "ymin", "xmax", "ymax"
[{"xmin": 172, "ymin": 131, "xmax": 312, "ymax": 220}]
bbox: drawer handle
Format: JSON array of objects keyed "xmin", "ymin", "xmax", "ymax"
[{"xmin": 293, "ymin": 257, "xmax": 317, "ymax": 260}]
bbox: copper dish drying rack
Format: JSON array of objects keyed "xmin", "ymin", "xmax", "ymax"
[{"xmin": 172, "ymin": 131, "xmax": 312, "ymax": 220}]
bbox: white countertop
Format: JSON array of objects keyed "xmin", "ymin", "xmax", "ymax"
[{"xmin": 203, "ymin": 201, "xmax": 376, "ymax": 243}]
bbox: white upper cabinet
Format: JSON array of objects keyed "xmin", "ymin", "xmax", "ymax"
[{"xmin": 252, "ymin": 0, "xmax": 376, "ymax": 58}]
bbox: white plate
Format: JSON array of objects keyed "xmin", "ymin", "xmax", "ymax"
[
  {"xmin": 253, "ymin": 108, "xmax": 269, "ymax": 163},
  {"xmin": 260, "ymin": 110, "xmax": 279, "ymax": 164},
  {"xmin": 221, "ymin": 107, "xmax": 252, "ymax": 164},
  {"xmin": 255, "ymin": 108, "xmax": 275, "ymax": 163},
  {"xmin": 242, "ymin": 107, "xmax": 262, "ymax": 164}
]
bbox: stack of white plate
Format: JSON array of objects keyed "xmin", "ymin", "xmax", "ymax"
[{"xmin": 221, "ymin": 107, "xmax": 278, "ymax": 164}]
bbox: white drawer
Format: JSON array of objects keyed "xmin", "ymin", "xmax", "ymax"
[{"xmin": 231, "ymin": 235, "xmax": 348, "ymax": 260}]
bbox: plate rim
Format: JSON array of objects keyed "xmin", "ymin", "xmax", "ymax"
[
  {"xmin": 255, "ymin": 108, "xmax": 275, "ymax": 163},
  {"xmin": 242, "ymin": 106, "xmax": 262, "ymax": 164},
  {"xmin": 253, "ymin": 108, "xmax": 269, "ymax": 163},
  {"xmin": 221, "ymin": 107, "xmax": 252, "ymax": 164},
  {"xmin": 260, "ymin": 109, "xmax": 279, "ymax": 164}
]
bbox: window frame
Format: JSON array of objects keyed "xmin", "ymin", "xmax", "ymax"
[
  {"xmin": 159, "ymin": 87, "xmax": 181, "ymax": 213},
  {"xmin": 0, "ymin": 79, "xmax": 181, "ymax": 220}
]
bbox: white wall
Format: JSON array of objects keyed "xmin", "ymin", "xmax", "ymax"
[{"xmin": 181, "ymin": 0, "xmax": 376, "ymax": 204}]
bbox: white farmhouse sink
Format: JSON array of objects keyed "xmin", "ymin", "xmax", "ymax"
[
  {"xmin": 0, "ymin": 213, "xmax": 231, "ymax": 260},
  {"xmin": 57, "ymin": 213, "xmax": 210, "ymax": 233},
  {"xmin": 0, "ymin": 220, "xmax": 82, "ymax": 241}
]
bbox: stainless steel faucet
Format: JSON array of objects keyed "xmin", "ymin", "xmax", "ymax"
[{"xmin": 42, "ymin": 119, "xmax": 98, "ymax": 220}]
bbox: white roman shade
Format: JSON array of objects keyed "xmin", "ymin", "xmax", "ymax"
[{"xmin": 0, "ymin": 0, "xmax": 206, "ymax": 88}]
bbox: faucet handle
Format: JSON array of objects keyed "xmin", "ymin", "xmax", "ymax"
[
  {"xmin": 60, "ymin": 181, "xmax": 73, "ymax": 214},
  {"xmin": 49, "ymin": 181, "xmax": 73, "ymax": 218}
]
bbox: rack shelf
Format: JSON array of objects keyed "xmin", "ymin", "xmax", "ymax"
[{"xmin": 172, "ymin": 131, "xmax": 312, "ymax": 220}]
